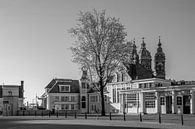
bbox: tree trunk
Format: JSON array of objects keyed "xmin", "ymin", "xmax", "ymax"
[{"xmin": 100, "ymin": 79, "xmax": 105, "ymax": 116}]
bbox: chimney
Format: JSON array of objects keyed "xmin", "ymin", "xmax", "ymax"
[
  {"xmin": 19, "ymin": 81, "xmax": 24, "ymax": 98},
  {"xmin": 21, "ymin": 81, "xmax": 24, "ymax": 87}
]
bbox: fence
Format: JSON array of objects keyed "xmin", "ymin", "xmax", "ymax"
[{"xmin": 13, "ymin": 110, "xmax": 195, "ymax": 126}]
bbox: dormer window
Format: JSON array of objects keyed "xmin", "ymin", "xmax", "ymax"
[{"xmin": 59, "ymin": 85, "xmax": 70, "ymax": 92}]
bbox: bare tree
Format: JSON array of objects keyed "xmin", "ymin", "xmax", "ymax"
[{"xmin": 69, "ymin": 9, "xmax": 128, "ymax": 116}]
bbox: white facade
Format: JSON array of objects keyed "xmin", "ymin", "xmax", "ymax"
[
  {"xmin": 107, "ymin": 78, "xmax": 195, "ymax": 114},
  {"xmin": 46, "ymin": 93, "xmax": 80, "ymax": 111}
]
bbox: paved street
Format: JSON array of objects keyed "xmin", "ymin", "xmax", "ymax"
[{"xmin": 0, "ymin": 116, "xmax": 195, "ymax": 129}]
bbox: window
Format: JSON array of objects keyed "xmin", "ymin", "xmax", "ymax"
[
  {"xmin": 61, "ymin": 96, "xmax": 69, "ymax": 102},
  {"xmin": 145, "ymin": 101, "xmax": 155, "ymax": 108},
  {"xmin": 61, "ymin": 96, "xmax": 65, "ymax": 101},
  {"xmin": 71, "ymin": 96, "xmax": 75, "ymax": 102},
  {"xmin": 71, "ymin": 104, "xmax": 74, "ymax": 110},
  {"xmin": 54, "ymin": 96, "xmax": 59, "ymax": 102},
  {"xmin": 90, "ymin": 96, "xmax": 98, "ymax": 102},
  {"xmin": 104, "ymin": 95, "xmax": 107, "ymax": 102},
  {"xmin": 145, "ymin": 92, "xmax": 155, "ymax": 108},
  {"xmin": 160, "ymin": 97, "xmax": 165, "ymax": 105},
  {"xmin": 126, "ymin": 93, "xmax": 138, "ymax": 107},
  {"xmin": 113, "ymin": 88, "xmax": 116, "ymax": 103},
  {"xmin": 65, "ymin": 96, "xmax": 69, "ymax": 102},
  {"xmin": 91, "ymin": 104, "xmax": 96, "ymax": 111},
  {"xmin": 177, "ymin": 96, "xmax": 182, "ymax": 105},
  {"xmin": 62, "ymin": 104, "xmax": 69, "ymax": 110},
  {"xmin": 8, "ymin": 91, "xmax": 12, "ymax": 96},
  {"xmin": 117, "ymin": 91, "xmax": 120, "ymax": 103},
  {"xmin": 82, "ymin": 96, "xmax": 86, "ymax": 108},
  {"xmin": 139, "ymin": 84, "xmax": 142, "ymax": 88},
  {"xmin": 81, "ymin": 82, "xmax": 86, "ymax": 89},
  {"xmin": 144, "ymin": 83, "xmax": 147, "ymax": 88},
  {"xmin": 60, "ymin": 85, "xmax": 70, "ymax": 92},
  {"xmin": 61, "ymin": 104, "xmax": 65, "ymax": 110},
  {"xmin": 65, "ymin": 104, "xmax": 69, "ymax": 110}
]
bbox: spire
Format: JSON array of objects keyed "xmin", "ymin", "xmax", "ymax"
[
  {"xmin": 155, "ymin": 36, "xmax": 166, "ymax": 79},
  {"xmin": 141, "ymin": 37, "xmax": 146, "ymax": 48},
  {"xmin": 133, "ymin": 38, "xmax": 136, "ymax": 49},
  {"xmin": 130, "ymin": 39, "xmax": 139, "ymax": 64},
  {"xmin": 158, "ymin": 36, "xmax": 162, "ymax": 47},
  {"xmin": 157, "ymin": 36, "xmax": 163, "ymax": 53}
]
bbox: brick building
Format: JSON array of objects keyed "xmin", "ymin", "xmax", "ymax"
[{"xmin": 0, "ymin": 81, "xmax": 24, "ymax": 116}]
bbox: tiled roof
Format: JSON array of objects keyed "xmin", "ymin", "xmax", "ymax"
[
  {"xmin": 45, "ymin": 78, "xmax": 73, "ymax": 88},
  {"xmin": 46, "ymin": 78, "xmax": 80, "ymax": 93}
]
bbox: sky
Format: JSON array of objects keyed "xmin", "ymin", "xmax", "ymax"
[{"xmin": 0, "ymin": 0, "xmax": 195, "ymax": 103}]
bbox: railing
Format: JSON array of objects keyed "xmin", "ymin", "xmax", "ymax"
[{"xmin": 10, "ymin": 110, "xmax": 195, "ymax": 126}]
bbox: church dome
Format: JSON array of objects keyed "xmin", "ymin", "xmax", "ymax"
[{"xmin": 139, "ymin": 38, "xmax": 152, "ymax": 60}]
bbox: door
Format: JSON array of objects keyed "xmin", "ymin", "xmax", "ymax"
[
  {"xmin": 166, "ymin": 96, "xmax": 172, "ymax": 114},
  {"xmin": 183, "ymin": 95, "xmax": 190, "ymax": 114}
]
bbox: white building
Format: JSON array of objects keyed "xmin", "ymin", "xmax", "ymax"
[
  {"xmin": 106, "ymin": 78, "xmax": 195, "ymax": 114},
  {"xmin": 42, "ymin": 79, "xmax": 80, "ymax": 112}
]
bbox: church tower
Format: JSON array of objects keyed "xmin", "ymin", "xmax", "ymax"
[
  {"xmin": 154, "ymin": 36, "xmax": 166, "ymax": 79},
  {"xmin": 80, "ymin": 66, "xmax": 90, "ymax": 113},
  {"xmin": 139, "ymin": 37, "xmax": 152, "ymax": 71},
  {"xmin": 131, "ymin": 39, "xmax": 139, "ymax": 64}
]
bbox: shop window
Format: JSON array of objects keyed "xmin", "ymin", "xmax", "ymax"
[
  {"xmin": 145, "ymin": 92, "xmax": 156, "ymax": 108},
  {"xmin": 126, "ymin": 93, "xmax": 138, "ymax": 107},
  {"xmin": 145, "ymin": 101, "xmax": 155, "ymax": 108},
  {"xmin": 177, "ymin": 96, "xmax": 182, "ymax": 105},
  {"xmin": 160, "ymin": 97, "xmax": 165, "ymax": 105}
]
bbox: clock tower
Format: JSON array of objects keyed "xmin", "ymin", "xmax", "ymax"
[{"xmin": 154, "ymin": 36, "xmax": 166, "ymax": 79}]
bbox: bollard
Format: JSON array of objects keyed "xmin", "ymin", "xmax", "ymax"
[
  {"xmin": 139, "ymin": 113, "xmax": 142, "ymax": 122},
  {"xmin": 49, "ymin": 111, "xmax": 51, "ymax": 118},
  {"xmin": 75, "ymin": 111, "xmax": 77, "ymax": 119},
  {"xmin": 56, "ymin": 111, "xmax": 59, "ymax": 118},
  {"xmin": 181, "ymin": 114, "xmax": 184, "ymax": 126},
  {"xmin": 85, "ymin": 112, "xmax": 87, "ymax": 119},
  {"xmin": 16, "ymin": 110, "xmax": 18, "ymax": 116},
  {"xmin": 64, "ymin": 111, "xmax": 66, "ymax": 118},
  {"xmin": 158, "ymin": 112, "xmax": 161, "ymax": 124},
  {"xmin": 35, "ymin": 110, "xmax": 36, "ymax": 117},
  {"xmin": 109, "ymin": 112, "xmax": 112, "ymax": 120},
  {"xmin": 23, "ymin": 110, "xmax": 25, "ymax": 116},
  {"xmin": 42, "ymin": 111, "xmax": 43, "ymax": 117},
  {"xmin": 123, "ymin": 112, "xmax": 126, "ymax": 121}
]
